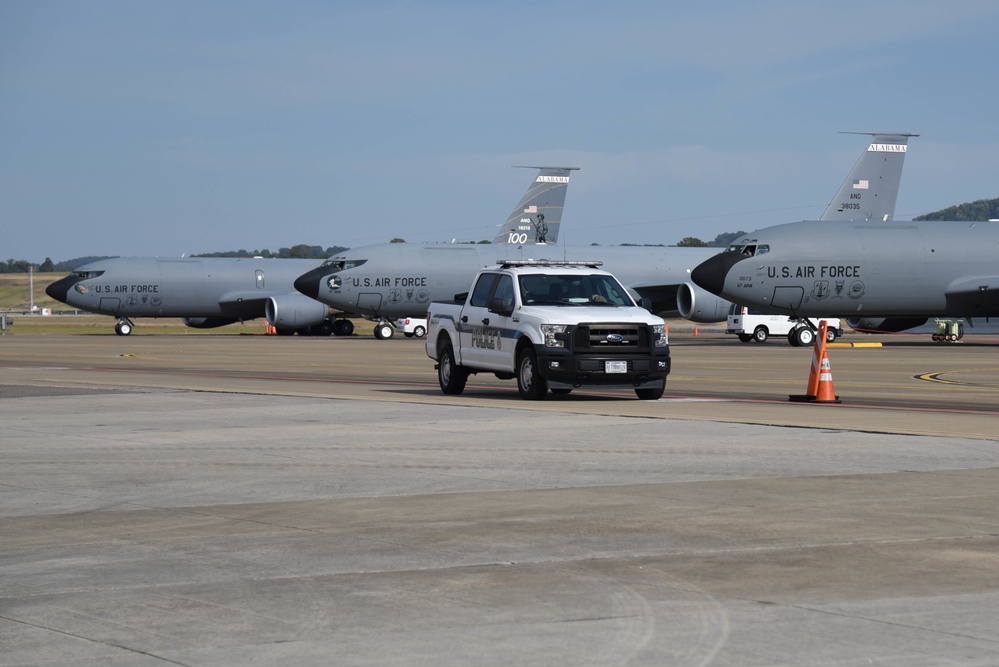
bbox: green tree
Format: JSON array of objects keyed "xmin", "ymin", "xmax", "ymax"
[
  {"xmin": 390, "ymin": 238, "xmax": 406, "ymax": 243},
  {"xmin": 676, "ymin": 237, "xmax": 708, "ymax": 247}
]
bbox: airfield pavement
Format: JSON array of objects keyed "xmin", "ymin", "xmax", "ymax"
[{"xmin": 1, "ymin": 329, "xmax": 998, "ymax": 666}]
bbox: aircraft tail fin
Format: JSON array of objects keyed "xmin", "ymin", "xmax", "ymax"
[
  {"xmin": 820, "ymin": 132, "xmax": 918, "ymax": 222},
  {"xmin": 495, "ymin": 166, "xmax": 579, "ymax": 244}
]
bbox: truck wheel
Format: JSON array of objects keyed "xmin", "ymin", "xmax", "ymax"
[
  {"xmin": 825, "ymin": 327, "xmax": 836, "ymax": 343},
  {"xmin": 516, "ymin": 347, "xmax": 548, "ymax": 400},
  {"xmin": 794, "ymin": 326, "xmax": 815, "ymax": 347},
  {"xmin": 636, "ymin": 384, "xmax": 665, "ymax": 400},
  {"xmin": 737, "ymin": 333, "xmax": 752, "ymax": 343},
  {"xmin": 413, "ymin": 325, "xmax": 426, "ymax": 338},
  {"xmin": 753, "ymin": 326, "xmax": 768, "ymax": 343},
  {"xmin": 437, "ymin": 341, "xmax": 468, "ymax": 395}
]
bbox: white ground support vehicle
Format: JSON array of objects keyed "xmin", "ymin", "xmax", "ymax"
[
  {"xmin": 395, "ymin": 317, "xmax": 427, "ymax": 338},
  {"xmin": 727, "ymin": 304, "xmax": 843, "ymax": 347},
  {"xmin": 425, "ymin": 260, "xmax": 671, "ymax": 400}
]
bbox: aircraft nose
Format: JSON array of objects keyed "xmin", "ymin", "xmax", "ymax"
[
  {"xmin": 45, "ymin": 274, "xmax": 81, "ymax": 304},
  {"xmin": 690, "ymin": 251, "xmax": 749, "ymax": 296},
  {"xmin": 294, "ymin": 267, "xmax": 326, "ymax": 299}
]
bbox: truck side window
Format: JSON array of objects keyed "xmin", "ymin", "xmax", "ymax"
[
  {"xmin": 493, "ymin": 275, "xmax": 515, "ymax": 310},
  {"xmin": 470, "ymin": 273, "xmax": 499, "ymax": 307}
]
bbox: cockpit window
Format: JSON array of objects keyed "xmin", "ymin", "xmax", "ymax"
[
  {"xmin": 725, "ymin": 243, "xmax": 768, "ymax": 257},
  {"xmin": 320, "ymin": 259, "xmax": 367, "ymax": 271},
  {"xmin": 75, "ymin": 270, "xmax": 105, "ymax": 279}
]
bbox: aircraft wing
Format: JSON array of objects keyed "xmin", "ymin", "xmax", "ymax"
[{"xmin": 944, "ymin": 276, "xmax": 999, "ymax": 311}]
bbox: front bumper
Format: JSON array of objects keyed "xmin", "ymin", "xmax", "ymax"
[{"xmin": 535, "ymin": 346, "xmax": 671, "ymax": 388}]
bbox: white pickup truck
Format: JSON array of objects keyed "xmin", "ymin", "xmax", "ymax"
[{"xmin": 425, "ymin": 260, "xmax": 671, "ymax": 400}]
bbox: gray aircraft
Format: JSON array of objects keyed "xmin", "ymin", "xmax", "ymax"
[
  {"xmin": 43, "ymin": 166, "xmax": 577, "ymax": 337},
  {"xmin": 46, "ymin": 256, "xmax": 337, "ymax": 335},
  {"xmin": 295, "ymin": 134, "xmax": 913, "ymax": 338},
  {"xmin": 690, "ymin": 217, "xmax": 999, "ymax": 335}
]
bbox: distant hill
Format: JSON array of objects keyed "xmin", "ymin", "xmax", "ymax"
[
  {"xmin": 195, "ymin": 244, "xmax": 348, "ymax": 259},
  {"xmin": 914, "ymin": 198, "xmax": 999, "ymax": 221}
]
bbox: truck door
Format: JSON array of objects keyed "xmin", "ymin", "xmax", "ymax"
[
  {"xmin": 458, "ymin": 272, "xmax": 499, "ymax": 369},
  {"xmin": 475, "ymin": 274, "xmax": 516, "ymax": 371}
]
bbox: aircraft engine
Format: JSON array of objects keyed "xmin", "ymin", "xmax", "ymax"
[
  {"xmin": 677, "ymin": 282, "xmax": 731, "ymax": 323},
  {"xmin": 846, "ymin": 317, "xmax": 928, "ymax": 333},
  {"xmin": 182, "ymin": 317, "xmax": 239, "ymax": 329},
  {"xmin": 265, "ymin": 294, "xmax": 331, "ymax": 330}
]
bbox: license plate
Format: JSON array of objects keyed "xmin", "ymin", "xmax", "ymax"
[{"xmin": 605, "ymin": 361, "xmax": 627, "ymax": 373}]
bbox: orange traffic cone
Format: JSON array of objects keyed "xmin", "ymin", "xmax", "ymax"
[
  {"xmin": 694, "ymin": 327, "xmax": 699, "ymax": 336},
  {"xmin": 790, "ymin": 321, "xmax": 841, "ymax": 403},
  {"xmin": 812, "ymin": 348, "xmax": 839, "ymax": 403}
]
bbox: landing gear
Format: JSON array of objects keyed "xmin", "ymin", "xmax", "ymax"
[
  {"xmin": 789, "ymin": 326, "xmax": 815, "ymax": 347},
  {"xmin": 332, "ymin": 319, "xmax": 354, "ymax": 336},
  {"xmin": 114, "ymin": 319, "xmax": 134, "ymax": 336},
  {"xmin": 374, "ymin": 322, "xmax": 395, "ymax": 339}
]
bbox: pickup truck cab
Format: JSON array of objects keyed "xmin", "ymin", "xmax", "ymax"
[{"xmin": 426, "ymin": 260, "xmax": 671, "ymax": 400}]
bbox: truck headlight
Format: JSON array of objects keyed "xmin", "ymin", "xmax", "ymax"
[
  {"xmin": 652, "ymin": 324, "xmax": 669, "ymax": 348},
  {"xmin": 540, "ymin": 324, "xmax": 568, "ymax": 348}
]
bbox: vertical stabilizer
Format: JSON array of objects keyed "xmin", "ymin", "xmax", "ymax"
[
  {"xmin": 495, "ymin": 166, "xmax": 579, "ymax": 244},
  {"xmin": 820, "ymin": 132, "xmax": 918, "ymax": 222}
]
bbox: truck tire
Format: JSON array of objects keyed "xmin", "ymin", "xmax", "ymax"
[
  {"xmin": 753, "ymin": 326, "xmax": 769, "ymax": 343},
  {"xmin": 737, "ymin": 333, "xmax": 752, "ymax": 343},
  {"xmin": 413, "ymin": 325, "xmax": 426, "ymax": 338},
  {"xmin": 437, "ymin": 341, "xmax": 468, "ymax": 395},
  {"xmin": 825, "ymin": 327, "xmax": 837, "ymax": 343},
  {"xmin": 636, "ymin": 384, "xmax": 665, "ymax": 400},
  {"xmin": 516, "ymin": 347, "xmax": 548, "ymax": 400}
]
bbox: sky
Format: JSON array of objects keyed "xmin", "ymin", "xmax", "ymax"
[{"xmin": 3, "ymin": 0, "xmax": 999, "ymax": 264}]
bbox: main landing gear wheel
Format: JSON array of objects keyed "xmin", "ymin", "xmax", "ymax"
[
  {"xmin": 114, "ymin": 321, "xmax": 133, "ymax": 336},
  {"xmin": 437, "ymin": 341, "xmax": 468, "ymax": 395},
  {"xmin": 516, "ymin": 347, "xmax": 548, "ymax": 400},
  {"xmin": 374, "ymin": 323, "xmax": 395, "ymax": 339},
  {"xmin": 332, "ymin": 319, "xmax": 354, "ymax": 336}
]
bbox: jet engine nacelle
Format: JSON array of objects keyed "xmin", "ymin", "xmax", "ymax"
[
  {"xmin": 182, "ymin": 317, "xmax": 239, "ymax": 329},
  {"xmin": 677, "ymin": 282, "xmax": 731, "ymax": 323},
  {"xmin": 846, "ymin": 317, "xmax": 928, "ymax": 333},
  {"xmin": 265, "ymin": 294, "xmax": 331, "ymax": 330}
]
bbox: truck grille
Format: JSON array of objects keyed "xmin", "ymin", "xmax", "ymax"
[{"xmin": 573, "ymin": 324, "xmax": 650, "ymax": 353}]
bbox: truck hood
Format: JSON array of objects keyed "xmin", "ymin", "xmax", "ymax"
[{"xmin": 525, "ymin": 305, "xmax": 663, "ymax": 325}]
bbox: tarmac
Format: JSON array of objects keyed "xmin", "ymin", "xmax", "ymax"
[{"xmin": 2, "ymin": 332, "xmax": 998, "ymax": 666}]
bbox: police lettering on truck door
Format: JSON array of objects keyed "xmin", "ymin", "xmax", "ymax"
[{"xmin": 459, "ymin": 272, "xmax": 515, "ymax": 371}]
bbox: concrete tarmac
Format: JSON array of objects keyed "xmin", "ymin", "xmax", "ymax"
[{"xmin": 2, "ymin": 333, "xmax": 998, "ymax": 665}]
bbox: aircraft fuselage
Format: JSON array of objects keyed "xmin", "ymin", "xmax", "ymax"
[{"xmin": 690, "ymin": 220, "xmax": 999, "ymax": 318}]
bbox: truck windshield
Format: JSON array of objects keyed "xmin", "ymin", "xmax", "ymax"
[{"xmin": 519, "ymin": 274, "xmax": 633, "ymax": 306}]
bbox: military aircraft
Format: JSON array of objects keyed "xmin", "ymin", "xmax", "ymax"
[
  {"xmin": 43, "ymin": 166, "xmax": 577, "ymax": 336},
  {"xmin": 296, "ymin": 166, "xmax": 580, "ymax": 338},
  {"xmin": 46, "ymin": 256, "xmax": 337, "ymax": 335},
  {"xmin": 690, "ymin": 217, "xmax": 999, "ymax": 336},
  {"xmin": 295, "ymin": 133, "xmax": 913, "ymax": 338}
]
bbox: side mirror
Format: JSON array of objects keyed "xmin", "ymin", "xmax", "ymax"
[
  {"xmin": 488, "ymin": 297, "xmax": 513, "ymax": 317},
  {"xmin": 639, "ymin": 297, "xmax": 653, "ymax": 311}
]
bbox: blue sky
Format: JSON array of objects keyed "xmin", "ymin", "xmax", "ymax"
[{"xmin": 3, "ymin": 1, "xmax": 998, "ymax": 263}]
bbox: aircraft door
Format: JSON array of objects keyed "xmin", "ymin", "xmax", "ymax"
[
  {"xmin": 770, "ymin": 286, "xmax": 804, "ymax": 311},
  {"xmin": 357, "ymin": 292, "xmax": 383, "ymax": 313},
  {"xmin": 99, "ymin": 298, "xmax": 121, "ymax": 316}
]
